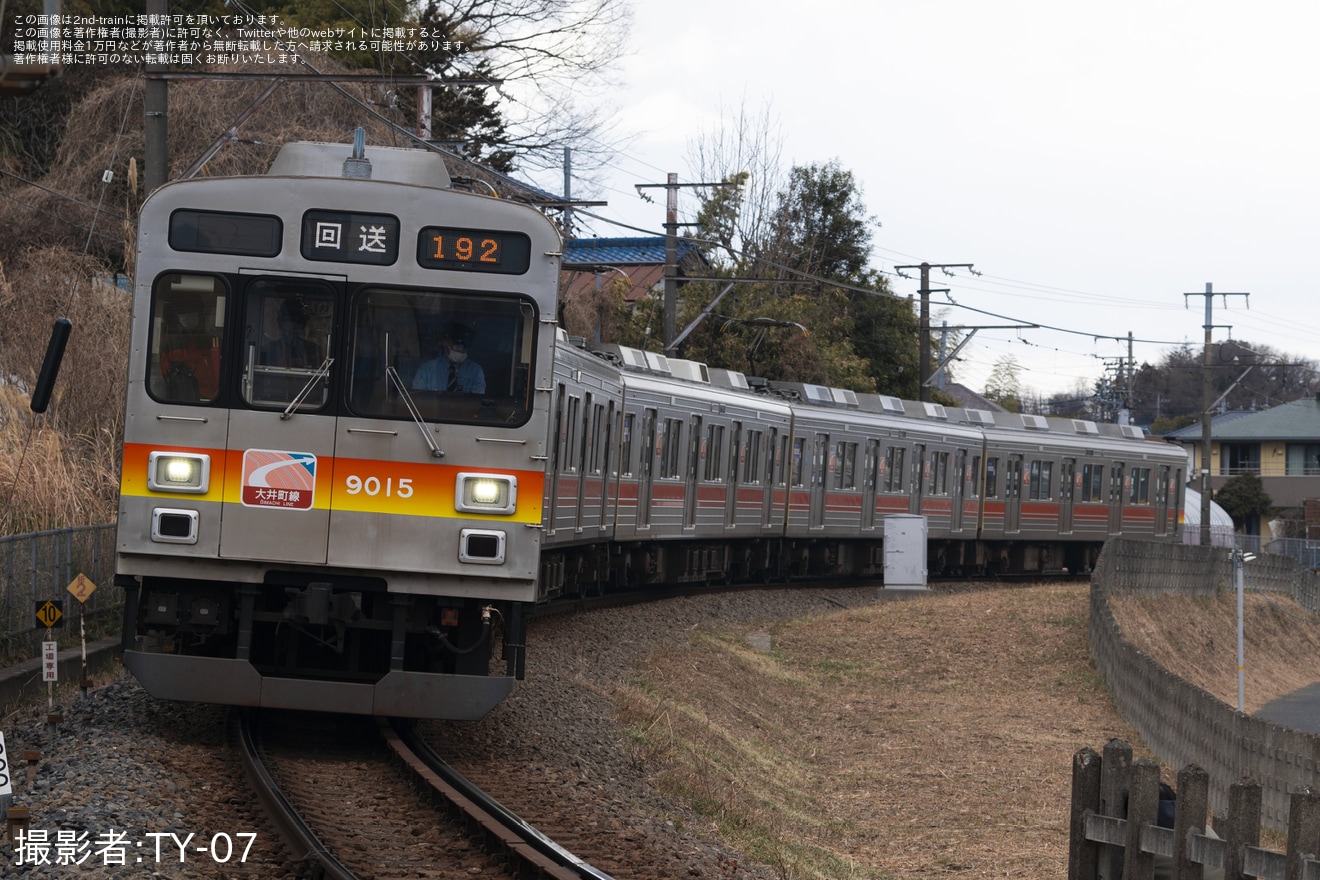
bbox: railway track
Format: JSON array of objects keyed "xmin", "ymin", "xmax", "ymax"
[{"xmin": 237, "ymin": 709, "xmax": 614, "ymax": 879}]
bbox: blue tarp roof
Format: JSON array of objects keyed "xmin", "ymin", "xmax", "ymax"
[{"xmin": 562, "ymin": 236, "xmax": 704, "ymax": 267}]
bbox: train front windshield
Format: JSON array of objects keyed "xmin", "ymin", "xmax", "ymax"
[
  {"xmin": 146, "ymin": 273, "xmax": 540, "ymax": 427},
  {"xmin": 346, "ymin": 287, "xmax": 538, "ymax": 426}
]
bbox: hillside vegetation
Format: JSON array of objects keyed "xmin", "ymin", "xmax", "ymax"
[{"xmin": 0, "ymin": 66, "xmax": 401, "ymax": 533}]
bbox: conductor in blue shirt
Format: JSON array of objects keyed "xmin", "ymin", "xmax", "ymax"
[{"xmin": 412, "ymin": 324, "xmax": 486, "ymax": 394}]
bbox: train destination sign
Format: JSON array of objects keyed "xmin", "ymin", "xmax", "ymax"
[
  {"xmin": 301, "ymin": 210, "xmax": 400, "ymax": 266},
  {"xmin": 169, "ymin": 209, "xmax": 283, "ymax": 257},
  {"xmin": 416, "ymin": 226, "xmax": 531, "ymax": 274}
]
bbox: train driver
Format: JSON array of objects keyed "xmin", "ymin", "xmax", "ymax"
[
  {"xmin": 412, "ymin": 323, "xmax": 485, "ymax": 394},
  {"xmin": 262, "ymin": 298, "xmax": 322, "ymax": 369}
]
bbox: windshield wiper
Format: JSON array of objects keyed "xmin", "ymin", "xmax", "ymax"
[
  {"xmin": 280, "ymin": 356, "xmax": 334, "ymax": 420},
  {"xmin": 386, "ymin": 366, "xmax": 444, "ymax": 458}
]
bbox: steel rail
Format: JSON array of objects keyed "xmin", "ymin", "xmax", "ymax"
[
  {"xmin": 382, "ymin": 718, "xmax": 617, "ymax": 880},
  {"xmin": 236, "ymin": 709, "xmax": 360, "ymax": 880}
]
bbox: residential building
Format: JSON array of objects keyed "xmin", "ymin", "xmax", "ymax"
[{"xmin": 1167, "ymin": 394, "xmax": 1320, "ymax": 516}]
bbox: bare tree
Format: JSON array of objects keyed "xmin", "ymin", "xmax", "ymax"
[
  {"xmin": 685, "ymin": 99, "xmax": 786, "ymax": 265},
  {"xmin": 415, "ymin": 0, "xmax": 632, "ymax": 174}
]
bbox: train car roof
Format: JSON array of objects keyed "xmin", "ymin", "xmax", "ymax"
[{"xmin": 267, "ymin": 140, "xmax": 452, "ymax": 189}]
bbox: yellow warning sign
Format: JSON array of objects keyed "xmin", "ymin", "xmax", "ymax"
[
  {"xmin": 34, "ymin": 600, "xmax": 63, "ymax": 629},
  {"xmin": 66, "ymin": 573, "xmax": 96, "ymax": 603}
]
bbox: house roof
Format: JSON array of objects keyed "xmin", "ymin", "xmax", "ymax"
[
  {"xmin": 1167, "ymin": 396, "xmax": 1320, "ymax": 442},
  {"xmin": 940, "ymin": 383, "xmax": 1008, "ymax": 413},
  {"xmin": 560, "ymin": 236, "xmax": 710, "ymax": 303},
  {"xmin": 562, "ymin": 236, "xmax": 705, "ymax": 267}
]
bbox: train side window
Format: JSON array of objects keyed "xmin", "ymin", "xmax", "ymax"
[
  {"xmin": 148, "ymin": 274, "xmax": 227, "ymax": 405},
  {"xmin": 1028, "ymin": 460, "xmax": 1053, "ymax": 501},
  {"xmin": 660, "ymin": 418, "xmax": 684, "ymax": 478},
  {"xmin": 705, "ymin": 424, "xmax": 725, "ymax": 481},
  {"xmin": 744, "ymin": 429, "xmax": 762, "ymax": 484},
  {"xmin": 550, "ymin": 385, "xmax": 565, "ymax": 470},
  {"xmin": 883, "ymin": 446, "xmax": 906, "ymax": 493},
  {"xmin": 1080, "ymin": 463, "xmax": 1104, "ymax": 502},
  {"xmin": 929, "ymin": 450, "xmax": 949, "ymax": 495},
  {"xmin": 772, "ymin": 433, "xmax": 785, "ymax": 486},
  {"xmin": 970, "ymin": 454, "xmax": 982, "ymax": 498},
  {"xmin": 791, "ymin": 437, "xmax": 806, "ymax": 487},
  {"xmin": 564, "ymin": 396, "xmax": 581, "ymax": 473},
  {"xmin": 1129, "ymin": 467, "xmax": 1150, "ymax": 505},
  {"xmin": 985, "ymin": 457, "xmax": 999, "ymax": 498}
]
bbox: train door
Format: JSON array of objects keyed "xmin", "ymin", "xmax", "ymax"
[
  {"xmin": 1004, "ymin": 454, "xmax": 1023, "ymax": 534},
  {"xmin": 637, "ymin": 407, "xmax": 657, "ymax": 530},
  {"xmin": 909, "ymin": 443, "xmax": 926, "ymax": 515},
  {"xmin": 726, "ymin": 422, "xmax": 742, "ymax": 527},
  {"xmin": 1154, "ymin": 464, "xmax": 1171, "ymax": 536},
  {"xmin": 220, "ymin": 276, "xmax": 340, "ymax": 564},
  {"xmin": 545, "ymin": 384, "xmax": 567, "ymax": 538},
  {"xmin": 810, "ymin": 433, "xmax": 829, "ymax": 529},
  {"xmin": 1108, "ymin": 462, "xmax": 1125, "ymax": 535},
  {"xmin": 1059, "ymin": 458, "xmax": 1076, "ymax": 534},
  {"xmin": 861, "ymin": 439, "xmax": 880, "ymax": 530},
  {"xmin": 573, "ymin": 393, "xmax": 594, "ymax": 533},
  {"xmin": 950, "ymin": 448, "xmax": 966, "ymax": 533},
  {"xmin": 762, "ymin": 428, "xmax": 780, "ymax": 532},
  {"xmin": 684, "ymin": 415, "xmax": 702, "ymax": 529},
  {"xmin": 558, "ymin": 390, "xmax": 582, "ymax": 534},
  {"xmin": 600, "ymin": 401, "xmax": 617, "ymax": 535}
]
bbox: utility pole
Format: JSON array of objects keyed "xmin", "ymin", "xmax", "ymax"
[
  {"xmin": 635, "ymin": 176, "xmax": 737, "ymax": 350},
  {"xmin": 144, "ymin": 0, "xmax": 168, "ymax": 193},
  {"xmin": 1184, "ymin": 282, "xmax": 1250, "ymax": 547},
  {"xmin": 663, "ymin": 173, "xmax": 678, "ymax": 346},
  {"xmin": 894, "ymin": 262, "xmax": 974, "ymax": 402},
  {"xmin": 562, "ymin": 147, "xmax": 573, "ymax": 237}
]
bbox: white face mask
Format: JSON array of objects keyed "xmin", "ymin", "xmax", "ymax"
[
  {"xmin": 179, "ymin": 313, "xmax": 200, "ymax": 330},
  {"xmin": 448, "ymin": 349, "xmax": 468, "ymax": 364}
]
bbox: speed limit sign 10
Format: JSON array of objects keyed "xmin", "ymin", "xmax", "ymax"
[{"xmin": 0, "ymin": 731, "xmax": 10, "ymax": 797}]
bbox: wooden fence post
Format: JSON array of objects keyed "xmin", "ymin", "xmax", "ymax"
[
  {"xmin": 1124, "ymin": 758, "xmax": 1159, "ymax": 880},
  {"xmin": 1174, "ymin": 764, "xmax": 1208, "ymax": 880},
  {"xmin": 1100, "ymin": 739, "xmax": 1133, "ymax": 880},
  {"xmin": 1070, "ymin": 747, "xmax": 1102, "ymax": 880},
  {"xmin": 1286, "ymin": 787, "xmax": 1320, "ymax": 880},
  {"xmin": 1223, "ymin": 779, "xmax": 1260, "ymax": 880}
]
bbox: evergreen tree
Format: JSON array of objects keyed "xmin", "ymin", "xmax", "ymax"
[{"xmin": 1214, "ymin": 472, "xmax": 1273, "ymax": 533}]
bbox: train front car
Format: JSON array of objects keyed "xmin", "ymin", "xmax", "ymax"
[{"xmin": 116, "ymin": 137, "xmax": 560, "ymax": 720}]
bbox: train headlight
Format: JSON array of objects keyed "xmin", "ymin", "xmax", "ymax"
[
  {"xmin": 455, "ymin": 473, "xmax": 517, "ymax": 515},
  {"xmin": 147, "ymin": 452, "xmax": 211, "ymax": 494}
]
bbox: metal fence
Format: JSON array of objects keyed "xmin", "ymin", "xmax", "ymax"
[
  {"xmin": 1239, "ymin": 535, "xmax": 1320, "ymax": 571},
  {"xmin": 0, "ymin": 523, "xmax": 119, "ymax": 659}
]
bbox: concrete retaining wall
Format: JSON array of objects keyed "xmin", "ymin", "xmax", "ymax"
[{"xmin": 1090, "ymin": 538, "xmax": 1320, "ymax": 828}]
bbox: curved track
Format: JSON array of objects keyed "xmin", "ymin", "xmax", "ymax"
[{"xmin": 238, "ymin": 709, "xmax": 613, "ymax": 879}]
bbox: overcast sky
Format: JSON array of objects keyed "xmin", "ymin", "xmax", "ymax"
[{"xmin": 559, "ymin": 0, "xmax": 1320, "ymax": 402}]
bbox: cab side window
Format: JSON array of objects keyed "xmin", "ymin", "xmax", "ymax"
[{"xmin": 149, "ymin": 274, "xmax": 227, "ymax": 404}]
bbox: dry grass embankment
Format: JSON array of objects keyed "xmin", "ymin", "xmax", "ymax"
[
  {"xmin": 617, "ymin": 584, "xmax": 1143, "ymax": 879},
  {"xmin": 1108, "ymin": 588, "xmax": 1320, "ymax": 714},
  {"xmin": 617, "ymin": 582, "xmax": 1320, "ymax": 879}
]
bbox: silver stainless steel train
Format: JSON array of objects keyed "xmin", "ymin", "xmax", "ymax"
[{"xmin": 116, "ymin": 135, "xmax": 1186, "ymax": 721}]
